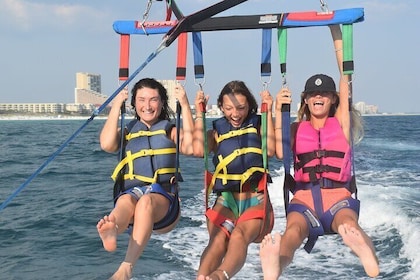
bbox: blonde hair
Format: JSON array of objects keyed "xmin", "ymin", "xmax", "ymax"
[{"xmin": 296, "ymin": 92, "xmax": 364, "ymax": 144}]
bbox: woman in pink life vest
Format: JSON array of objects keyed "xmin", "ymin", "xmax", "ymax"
[{"xmin": 259, "ymin": 25, "xmax": 379, "ymax": 279}]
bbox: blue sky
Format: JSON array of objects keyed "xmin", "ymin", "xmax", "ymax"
[{"xmin": 0, "ymin": 0, "xmax": 418, "ymax": 113}]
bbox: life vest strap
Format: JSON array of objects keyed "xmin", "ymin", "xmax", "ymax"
[
  {"xmin": 216, "ymin": 127, "xmax": 258, "ymax": 143},
  {"xmin": 124, "ymin": 167, "xmax": 178, "ymax": 183},
  {"xmin": 208, "ymin": 147, "xmax": 263, "ymax": 193},
  {"xmin": 126, "ymin": 128, "xmax": 167, "ymax": 140},
  {"xmin": 302, "ymin": 164, "xmax": 341, "ymax": 182},
  {"xmin": 111, "ymin": 148, "xmax": 177, "ymax": 180},
  {"xmin": 295, "ymin": 178, "xmax": 351, "ymax": 192},
  {"xmin": 212, "ymin": 167, "xmax": 266, "ymax": 189},
  {"xmin": 295, "ymin": 149, "xmax": 345, "ymax": 170}
]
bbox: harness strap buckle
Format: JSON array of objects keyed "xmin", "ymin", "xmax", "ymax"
[{"xmin": 221, "ymin": 219, "xmax": 235, "ymax": 234}]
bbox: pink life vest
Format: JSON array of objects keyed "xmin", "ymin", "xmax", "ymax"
[{"xmin": 293, "ymin": 117, "xmax": 352, "ymax": 183}]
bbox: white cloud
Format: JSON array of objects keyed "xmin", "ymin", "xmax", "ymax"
[{"xmin": 0, "ymin": 0, "xmax": 106, "ymax": 31}]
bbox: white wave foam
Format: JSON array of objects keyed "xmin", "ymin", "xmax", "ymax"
[
  {"xmin": 363, "ymin": 138, "xmax": 420, "ymax": 151},
  {"xmin": 358, "ymin": 183, "xmax": 420, "ymax": 279},
  {"xmin": 153, "ymin": 170, "xmax": 418, "ymax": 279}
]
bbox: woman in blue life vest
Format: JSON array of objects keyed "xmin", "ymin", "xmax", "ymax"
[
  {"xmin": 193, "ymin": 80, "xmax": 275, "ymax": 280},
  {"xmin": 97, "ymin": 78, "xmax": 194, "ymax": 280},
  {"xmin": 259, "ymin": 26, "xmax": 379, "ymax": 279}
]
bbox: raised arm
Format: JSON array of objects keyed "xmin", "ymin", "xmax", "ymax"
[
  {"xmin": 274, "ymin": 88, "xmax": 292, "ymax": 159},
  {"xmin": 99, "ymin": 88, "xmax": 128, "ymax": 153},
  {"xmin": 172, "ymin": 84, "xmax": 194, "ymax": 155},
  {"xmin": 330, "ymin": 25, "xmax": 351, "ymax": 141},
  {"xmin": 260, "ymin": 90, "xmax": 275, "ymax": 157},
  {"xmin": 193, "ymin": 90, "xmax": 215, "ymax": 157}
]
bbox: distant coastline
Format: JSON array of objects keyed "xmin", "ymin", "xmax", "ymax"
[
  {"xmin": 1, "ymin": 112, "xmax": 419, "ymax": 121},
  {"xmin": 0, "ymin": 114, "xmax": 108, "ymax": 121}
]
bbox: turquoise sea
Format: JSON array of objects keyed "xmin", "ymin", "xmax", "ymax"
[{"xmin": 0, "ymin": 115, "xmax": 419, "ymax": 279}]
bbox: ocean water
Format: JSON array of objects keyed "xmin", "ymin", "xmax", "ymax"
[{"xmin": 0, "ymin": 115, "xmax": 418, "ymax": 280}]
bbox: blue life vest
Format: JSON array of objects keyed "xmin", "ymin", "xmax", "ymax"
[
  {"xmin": 111, "ymin": 120, "xmax": 179, "ymax": 190},
  {"xmin": 211, "ymin": 115, "xmax": 264, "ymax": 192}
]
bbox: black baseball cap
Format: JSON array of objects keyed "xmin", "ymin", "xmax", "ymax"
[{"xmin": 303, "ymin": 74, "xmax": 336, "ymax": 93}]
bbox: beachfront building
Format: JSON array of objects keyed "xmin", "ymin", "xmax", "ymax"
[
  {"xmin": 76, "ymin": 72, "xmax": 101, "ymax": 93},
  {"xmin": 355, "ymin": 101, "xmax": 379, "ymax": 114},
  {"xmin": 65, "ymin": 103, "xmax": 97, "ymax": 114},
  {"xmin": 0, "ymin": 103, "xmax": 66, "ymax": 114},
  {"xmin": 74, "ymin": 88, "xmax": 109, "ymax": 106},
  {"xmin": 0, "ymin": 72, "xmax": 108, "ymax": 115},
  {"xmin": 75, "ymin": 72, "xmax": 108, "ymax": 106},
  {"xmin": 158, "ymin": 80, "xmax": 178, "ymax": 114},
  {"xmin": 0, "ymin": 72, "xmax": 379, "ymax": 116}
]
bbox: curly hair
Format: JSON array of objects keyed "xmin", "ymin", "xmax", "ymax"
[{"xmin": 130, "ymin": 78, "xmax": 175, "ymax": 121}]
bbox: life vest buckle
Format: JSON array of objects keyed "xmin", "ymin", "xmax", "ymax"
[
  {"xmin": 314, "ymin": 165, "xmax": 327, "ymax": 173},
  {"xmin": 315, "ymin": 149, "xmax": 326, "ymax": 158}
]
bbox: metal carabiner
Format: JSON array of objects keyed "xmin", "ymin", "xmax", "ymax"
[
  {"xmin": 281, "ymin": 74, "xmax": 288, "ymax": 89},
  {"xmin": 260, "ymin": 76, "xmax": 272, "ymax": 91},
  {"xmin": 194, "ymin": 78, "xmax": 206, "ymax": 91},
  {"xmin": 139, "ymin": 0, "xmax": 154, "ymax": 35},
  {"xmin": 176, "ymin": 79, "xmax": 187, "ymax": 88},
  {"xmin": 319, "ymin": 0, "xmax": 329, "ymax": 13}
]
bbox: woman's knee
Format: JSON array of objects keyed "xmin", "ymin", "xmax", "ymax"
[
  {"xmin": 135, "ymin": 194, "xmax": 171, "ymax": 225},
  {"xmin": 114, "ymin": 194, "xmax": 137, "ymax": 216},
  {"xmin": 285, "ymin": 212, "xmax": 309, "ymax": 240},
  {"xmin": 136, "ymin": 194, "xmax": 154, "ymax": 210},
  {"xmin": 208, "ymin": 230, "xmax": 228, "ymax": 250},
  {"xmin": 332, "ymin": 208, "xmax": 359, "ymax": 231},
  {"xmin": 116, "ymin": 193, "xmax": 136, "ymax": 206},
  {"xmin": 230, "ymin": 221, "xmax": 261, "ymax": 244},
  {"xmin": 230, "ymin": 226, "xmax": 246, "ymax": 241}
]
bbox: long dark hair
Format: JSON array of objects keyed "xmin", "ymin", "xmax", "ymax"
[
  {"xmin": 217, "ymin": 80, "xmax": 258, "ymax": 118},
  {"xmin": 130, "ymin": 78, "xmax": 174, "ymax": 121}
]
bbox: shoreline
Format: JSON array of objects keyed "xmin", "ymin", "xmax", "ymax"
[
  {"xmin": 0, "ymin": 115, "xmax": 108, "ymax": 121},
  {"xmin": 0, "ymin": 112, "xmax": 419, "ymax": 121}
]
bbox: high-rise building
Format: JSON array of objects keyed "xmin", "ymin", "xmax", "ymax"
[
  {"xmin": 75, "ymin": 72, "xmax": 108, "ymax": 105},
  {"xmin": 76, "ymin": 72, "xmax": 101, "ymax": 93},
  {"xmin": 158, "ymin": 80, "xmax": 178, "ymax": 113}
]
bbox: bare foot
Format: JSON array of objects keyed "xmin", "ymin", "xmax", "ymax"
[
  {"xmin": 196, "ymin": 275, "xmax": 206, "ymax": 280},
  {"xmin": 259, "ymin": 232, "xmax": 282, "ymax": 280},
  {"xmin": 97, "ymin": 215, "xmax": 118, "ymax": 252},
  {"xmin": 109, "ymin": 262, "xmax": 133, "ymax": 280},
  {"xmin": 338, "ymin": 224, "xmax": 379, "ymax": 277},
  {"xmin": 205, "ymin": 270, "xmax": 224, "ymax": 280}
]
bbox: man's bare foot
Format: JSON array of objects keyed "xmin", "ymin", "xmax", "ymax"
[
  {"xmin": 97, "ymin": 215, "xmax": 118, "ymax": 252},
  {"xmin": 338, "ymin": 224, "xmax": 379, "ymax": 277},
  {"xmin": 109, "ymin": 262, "xmax": 133, "ymax": 280},
  {"xmin": 259, "ymin": 232, "xmax": 282, "ymax": 280}
]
